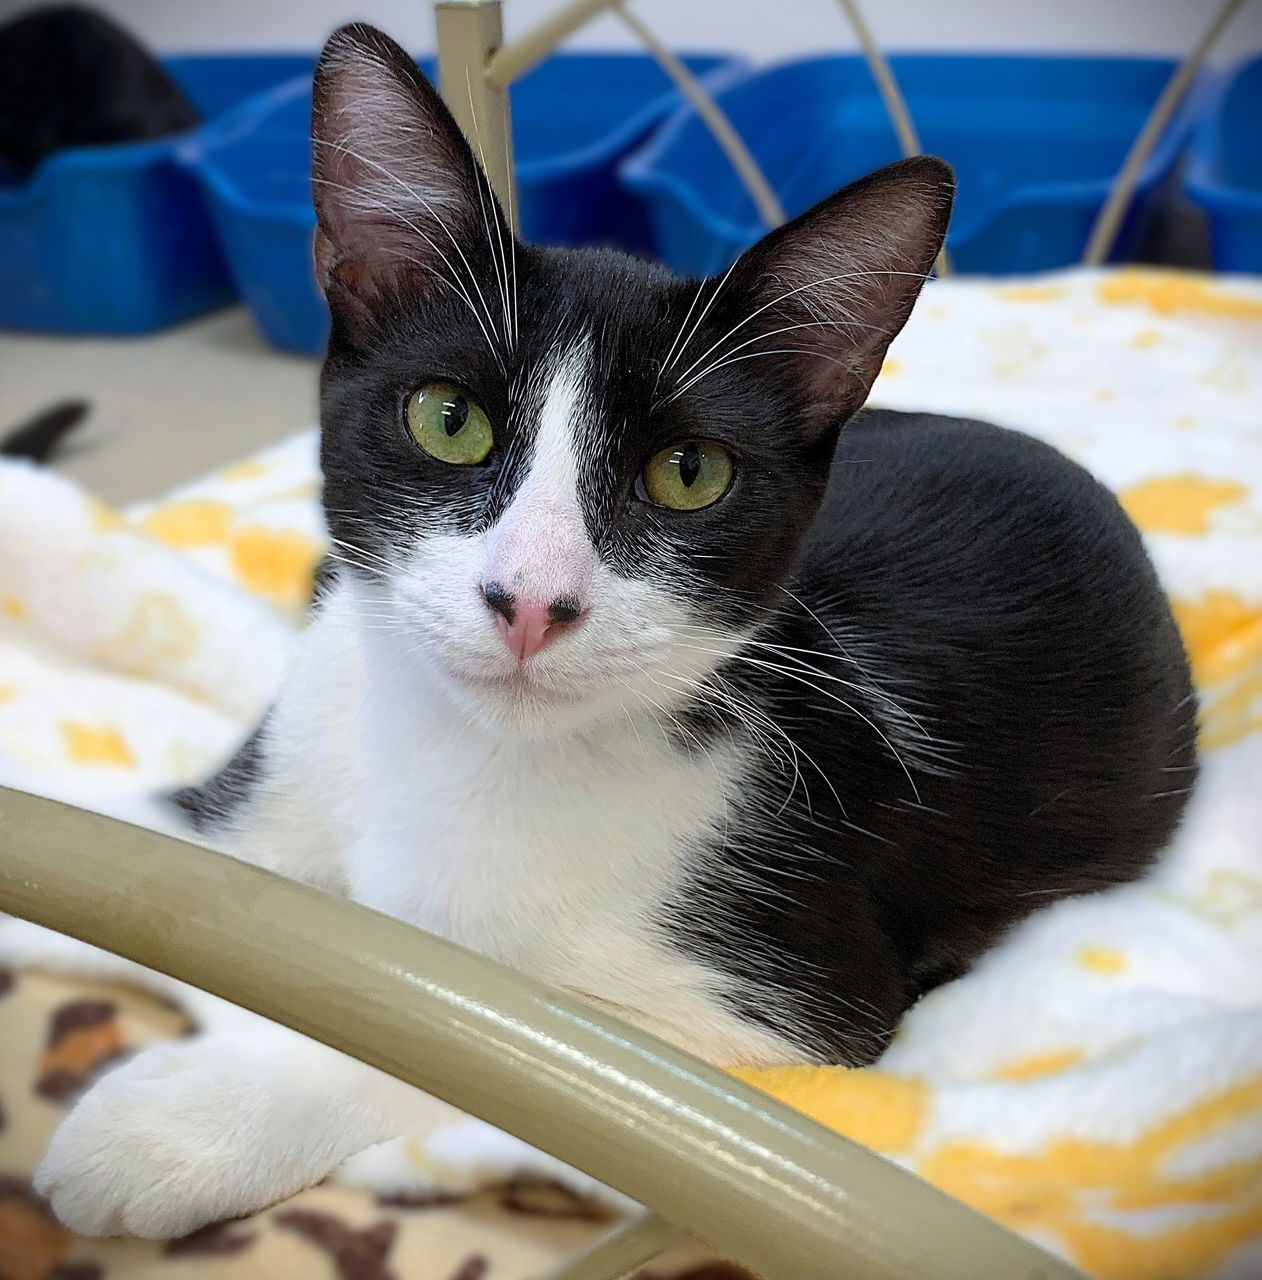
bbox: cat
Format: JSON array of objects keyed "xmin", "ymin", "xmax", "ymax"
[
  {"xmin": 5, "ymin": 22, "xmax": 1196, "ymax": 1240},
  {"xmin": 0, "ymin": 6, "xmax": 199, "ymax": 184}
]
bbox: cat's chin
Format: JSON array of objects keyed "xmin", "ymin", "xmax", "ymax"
[
  {"xmin": 458, "ymin": 669, "xmax": 591, "ymax": 705},
  {"xmin": 431, "ymin": 661, "xmax": 626, "ymax": 737}
]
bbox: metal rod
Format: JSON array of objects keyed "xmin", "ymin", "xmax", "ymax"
[
  {"xmin": 615, "ymin": 2, "xmax": 785, "ymax": 230},
  {"xmin": 836, "ymin": 0, "xmax": 922, "ymax": 160},
  {"xmin": 435, "ymin": 0, "xmax": 520, "ymax": 232},
  {"xmin": 0, "ymin": 787, "xmax": 1086, "ymax": 1280},
  {"xmin": 835, "ymin": 0, "xmax": 950, "ymax": 276},
  {"xmin": 1083, "ymin": 0, "xmax": 1246, "ymax": 266},
  {"xmin": 486, "ymin": 0, "xmax": 620, "ymax": 90},
  {"xmin": 485, "ymin": 0, "xmax": 784, "ymax": 237},
  {"xmin": 539, "ymin": 1210, "xmax": 688, "ymax": 1280}
]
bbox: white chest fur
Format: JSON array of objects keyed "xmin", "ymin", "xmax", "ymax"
[
  {"xmin": 349, "ymin": 620, "xmax": 730, "ymax": 998},
  {"xmin": 243, "ymin": 589, "xmax": 798, "ymax": 1065}
]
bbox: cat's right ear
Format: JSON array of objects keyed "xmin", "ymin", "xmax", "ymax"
[
  {"xmin": 722, "ymin": 156, "xmax": 953, "ymax": 438},
  {"xmin": 311, "ymin": 24, "xmax": 507, "ymax": 332}
]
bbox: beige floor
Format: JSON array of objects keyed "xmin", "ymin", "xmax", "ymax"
[{"xmin": 0, "ymin": 307, "xmax": 320, "ymax": 506}]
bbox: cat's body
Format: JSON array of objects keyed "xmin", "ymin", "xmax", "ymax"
[
  {"xmin": 177, "ymin": 407, "xmax": 1193, "ymax": 1069},
  {"xmin": 11, "ymin": 22, "xmax": 1195, "ymax": 1239}
]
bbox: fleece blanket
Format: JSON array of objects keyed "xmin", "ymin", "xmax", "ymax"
[{"xmin": 0, "ymin": 266, "xmax": 1260, "ymax": 1280}]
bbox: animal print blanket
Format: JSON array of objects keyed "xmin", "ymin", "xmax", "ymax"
[{"xmin": 1, "ymin": 267, "xmax": 1260, "ymax": 1279}]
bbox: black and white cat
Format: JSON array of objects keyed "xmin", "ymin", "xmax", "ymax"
[{"xmin": 15, "ymin": 23, "xmax": 1196, "ymax": 1239}]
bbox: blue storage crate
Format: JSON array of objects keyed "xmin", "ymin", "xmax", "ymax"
[
  {"xmin": 1186, "ymin": 57, "xmax": 1262, "ymax": 274},
  {"xmin": 621, "ymin": 54, "xmax": 1196, "ymax": 277},
  {"xmin": 184, "ymin": 53, "xmax": 740, "ymax": 355},
  {"xmin": 0, "ymin": 55, "xmax": 315, "ymax": 334}
]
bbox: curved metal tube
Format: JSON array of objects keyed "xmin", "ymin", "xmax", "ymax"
[
  {"xmin": 1083, "ymin": 0, "xmax": 1246, "ymax": 266},
  {"xmin": 0, "ymin": 787, "xmax": 1084, "ymax": 1280},
  {"xmin": 541, "ymin": 1210, "xmax": 688, "ymax": 1280},
  {"xmin": 485, "ymin": 0, "xmax": 620, "ymax": 88},
  {"xmin": 834, "ymin": 0, "xmax": 950, "ymax": 277},
  {"xmin": 613, "ymin": 3, "xmax": 786, "ymax": 230},
  {"xmin": 479, "ymin": 0, "xmax": 785, "ymax": 231}
]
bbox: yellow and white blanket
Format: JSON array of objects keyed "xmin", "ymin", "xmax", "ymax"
[{"xmin": 0, "ymin": 268, "xmax": 1259, "ymax": 1279}]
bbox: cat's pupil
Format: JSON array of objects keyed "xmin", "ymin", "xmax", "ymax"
[
  {"xmin": 443, "ymin": 396, "xmax": 469, "ymax": 437},
  {"xmin": 678, "ymin": 442, "xmax": 702, "ymax": 487}
]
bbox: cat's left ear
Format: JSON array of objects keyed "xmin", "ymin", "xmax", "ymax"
[
  {"xmin": 310, "ymin": 23, "xmax": 508, "ymax": 332},
  {"xmin": 727, "ymin": 156, "xmax": 954, "ymax": 436}
]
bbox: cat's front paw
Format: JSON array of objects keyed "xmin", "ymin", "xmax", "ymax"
[{"xmin": 35, "ymin": 1041, "xmax": 345, "ymax": 1238}]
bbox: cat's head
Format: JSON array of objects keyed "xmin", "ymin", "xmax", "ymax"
[{"xmin": 312, "ymin": 24, "xmax": 952, "ymax": 736}]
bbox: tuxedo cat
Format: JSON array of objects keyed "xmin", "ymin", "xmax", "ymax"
[{"xmin": 16, "ymin": 23, "xmax": 1195, "ymax": 1239}]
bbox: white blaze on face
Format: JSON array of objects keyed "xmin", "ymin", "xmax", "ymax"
[
  {"xmin": 482, "ymin": 344, "xmax": 597, "ymax": 609},
  {"xmin": 381, "ymin": 333, "xmax": 741, "ymax": 734}
]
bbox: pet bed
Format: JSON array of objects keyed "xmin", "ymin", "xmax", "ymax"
[{"xmin": 1, "ymin": 266, "xmax": 1259, "ymax": 1279}]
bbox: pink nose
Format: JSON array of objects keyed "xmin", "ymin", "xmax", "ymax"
[{"xmin": 481, "ymin": 583, "xmax": 586, "ymax": 664}]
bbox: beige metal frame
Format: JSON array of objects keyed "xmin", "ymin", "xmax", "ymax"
[
  {"xmin": 1083, "ymin": 0, "xmax": 1248, "ymax": 266},
  {"xmin": 0, "ymin": 786, "xmax": 1085, "ymax": 1279},
  {"xmin": 440, "ymin": 0, "xmax": 1254, "ymax": 279},
  {"xmin": 435, "ymin": 0, "xmax": 785, "ymax": 237},
  {"xmin": 436, "ymin": 1, "xmax": 520, "ymax": 232},
  {"xmin": 433, "ymin": 0, "xmax": 954, "ymax": 276}
]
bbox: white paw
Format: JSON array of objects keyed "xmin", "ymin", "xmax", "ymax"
[
  {"xmin": 335, "ymin": 1117, "xmax": 636, "ymax": 1215},
  {"xmin": 35, "ymin": 1040, "xmax": 360, "ymax": 1239}
]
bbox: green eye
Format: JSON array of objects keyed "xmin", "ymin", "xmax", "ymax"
[
  {"xmin": 641, "ymin": 440, "xmax": 734, "ymax": 511},
  {"xmin": 406, "ymin": 382, "xmax": 493, "ymax": 465}
]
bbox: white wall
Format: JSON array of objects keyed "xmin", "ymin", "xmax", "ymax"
[{"xmin": 26, "ymin": 0, "xmax": 1262, "ymax": 63}]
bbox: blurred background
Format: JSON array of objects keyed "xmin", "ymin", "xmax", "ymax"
[
  {"xmin": 1, "ymin": 0, "xmax": 1260, "ymax": 503},
  {"xmin": 36, "ymin": 0, "xmax": 1262, "ymax": 63}
]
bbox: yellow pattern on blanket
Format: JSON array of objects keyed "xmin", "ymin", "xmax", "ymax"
[{"xmin": 1, "ymin": 268, "xmax": 1260, "ymax": 1279}]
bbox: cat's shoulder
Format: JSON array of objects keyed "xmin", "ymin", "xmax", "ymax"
[
  {"xmin": 803, "ymin": 407, "xmax": 1167, "ymax": 641},
  {"xmin": 817, "ymin": 407, "xmax": 1137, "ymax": 552},
  {"xmin": 835, "ymin": 407, "xmax": 1099, "ymax": 488}
]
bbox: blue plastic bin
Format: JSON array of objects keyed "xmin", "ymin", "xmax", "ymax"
[
  {"xmin": 1186, "ymin": 57, "xmax": 1262, "ymax": 274},
  {"xmin": 185, "ymin": 53, "xmax": 739, "ymax": 354},
  {"xmin": 0, "ymin": 55, "xmax": 315, "ymax": 334},
  {"xmin": 622, "ymin": 54, "xmax": 1195, "ymax": 277}
]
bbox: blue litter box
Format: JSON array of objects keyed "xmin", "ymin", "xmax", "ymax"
[
  {"xmin": 1186, "ymin": 57, "xmax": 1262, "ymax": 274},
  {"xmin": 0, "ymin": 55, "xmax": 315, "ymax": 334},
  {"xmin": 622, "ymin": 54, "xmax": 1195, "ymax": 277},
  {"xmin": 184, "ymin": 53, "xmax": 739, "ymax": 355}
]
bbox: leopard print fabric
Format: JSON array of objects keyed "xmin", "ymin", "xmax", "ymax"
[{"xmin": 0, "ymin": 966, "xmax": 753, "ymax": 1280}]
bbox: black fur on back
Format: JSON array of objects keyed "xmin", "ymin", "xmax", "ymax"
[{"xmin": 667, "ymin": 410, "xmax": 1196, "ymax": 1061}]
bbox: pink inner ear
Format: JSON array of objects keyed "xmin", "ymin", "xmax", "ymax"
[
  {"xmin": 737, "ymin": 158, "xmax": 953, "ymax": 430},
  {"xmin": 310, "ymin": 26, "xmax": 505, "ymax": 313},
  {"xmin": 313, "ymin": 227, "xmax": 335, "ymax": 296}
]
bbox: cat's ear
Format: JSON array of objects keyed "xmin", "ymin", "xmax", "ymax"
[
  {"xmin": 728, "ymin": 156, "xmax": 953, "ymax": 435},
  {"xmin": 311, "ymin": 23, "xmax": 507, "ymax": 329}
]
